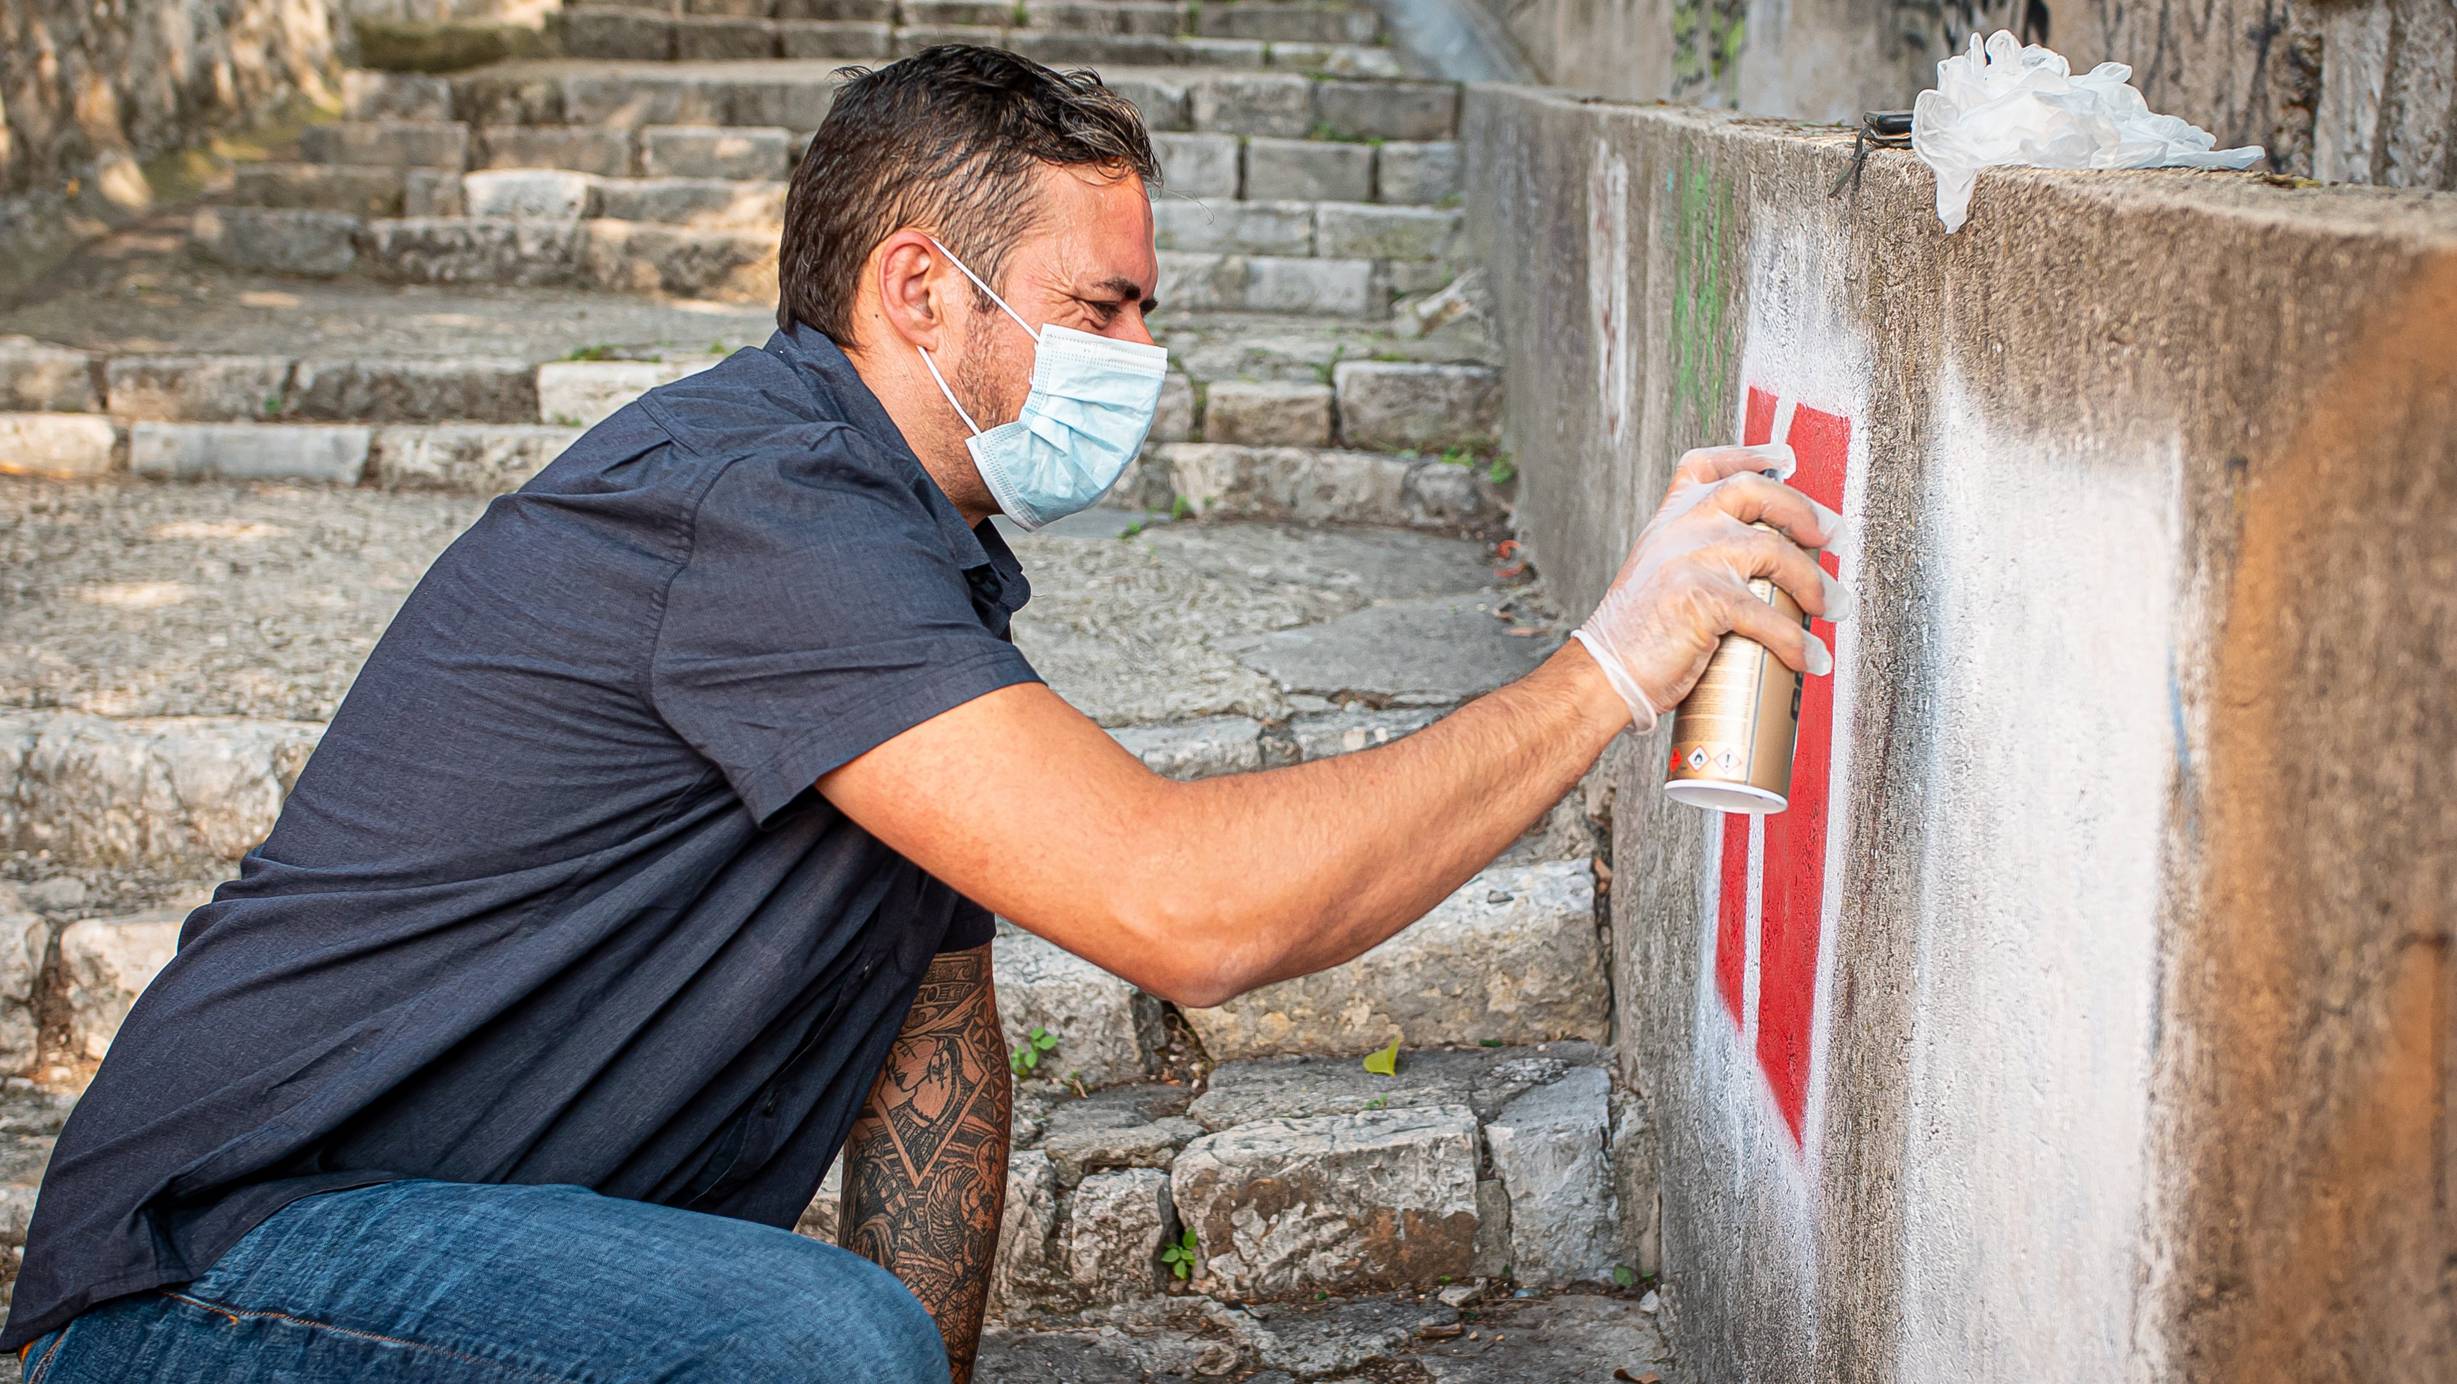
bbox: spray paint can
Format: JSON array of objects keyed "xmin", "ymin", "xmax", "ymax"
[{"xmin": 1663, "ymin": 399, "xmax": 1807, "ymax": 816}]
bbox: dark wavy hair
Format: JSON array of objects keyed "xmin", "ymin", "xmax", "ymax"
[{"xmin": 777, "ymin": 45, "xmax": 1160, "ymax": 344}]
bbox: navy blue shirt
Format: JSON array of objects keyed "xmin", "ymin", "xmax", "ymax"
[{"xmin": 2, "ymin": 326, "xmax": 1039, "ymax": 1350}]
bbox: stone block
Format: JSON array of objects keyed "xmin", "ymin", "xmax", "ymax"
[
  {"xmin": 1609, "ymin": 1087, "xmax": 1661, "ymax": 1278},
  {"xmin": 903, "ymin": 0, "xmax": 1011, "ymax": 24},
  {"xmin": 361, "ymin": 217, "xmax": 586, "ymax": 287},
  {"xmin": 288, "ymin": 359, "xmax": 538, "ymax": 424},
  {"xmin": 1237, "ymin": 255, "xmax": 1374, "ymax": 314},
  {"xmin": 1332, "ymin": 360, "xmax": 1499, "ymax": 452},
  {"xmin": 1065, "ymin": 1168, "xmax": 1171, "ymax": 1306},
  {"xmin": 1180, "ymin": 861, "xmax": 1605, "ymax": 1060},
  {"xmin": 0, "ymin": 413, "xmax": 118, "ymax": 478},
  {"xmin": 1170, "ymin": 1105, "xmax": 1480, "ymax": 1299},
  {"xmin": 129, "ymin": 423, "xmax": 372, "ymax": 483},
  {"xmin": 1273, "ymin": 42, "xmax": 1404, "ymax": 78},
  {"xmin": 450, "ymin": 70, "xmax": 567, "ymax": 127},
  {"xmin": 1196, "ymin": 3, "xmax": 1378, "ymax": 44},
  {"xmin": 1201, "ymin": 380, "xmax": 1332, "ymax": 447},
  {"xmin": 1043, "ymin": 1111, "xmax": 1184, "ymax": 1187},
  {"xmin": 1105, "ymin": 75, "xmax": 1190, "ymax": 131},
  {"xmin": 103, "ymin": 356, "xmax": 294, "ymax": 423},
  {"xmin": 0, "ymin": 892, "xmax": 47, "ymax": 1074},
  {"xmin": 341, "ymin": 70, "xmax": 455, "ymax": 122},
  {"xmin": 892, "ymin": 23, "xmax": 1006, "ymax": 55},
  {"xmin": 299, "ymin": 120, "xmax": 470, "ymax": 170},
  {"xmin": 775, "ymin": 0, "xmax": 892, "ymax": 18},
  {"xmin": 1484, "ymin": 1067, "xmax": 1617, "ymax": 1285},
  {"xmin": 1385, "ymin": 260, "xmax": 1455, "ymax": 296},
  {"xmin": 1152, "ymin": 200, "xmax": 1311, "ymax": 256},
  {"xmin": 560, "ymin": 71, "xmax": 728, "ymax": 128},
  {"xmin": 1187, "ymin": 1043, "xmax": 1609, "ymax": 1132},
  {"xmin": 0, "ymin": 338, "xmax": 99, "ymax": 412},
  {"xmin": 402, "ymin": 169, "xmax": 465, "ymax": 217},
  {"xmin": 1314, "ymin": 203, "xmax": 1459, "ymax": 262},
  {"xmin": 563, "ymin": 7, "xmax": 676, "ymax": 58},
  {"xmin": 535, "ymin": 360, "xmax": 701, "ymax": 428},
  {"xmin": 1472, "ymin": 1177, "xmax": 1512, "ymax": 1278},
  {"xmin": 640, "ymin": 125, "xmax": 792, "ymax": 180},
  {"xmin": 476, "ymin": 126, "xmax": 633, "ymax": 177},
  {"xmin": 994, "ymin": 927, "xmax": 1154, "ymax": 1089},
  {"xmin": 1230, "ymin": 589, "xmax": 1544, "ymax": 701},
  {"xmin": 988, "ymin": 1149, "xmax": 1069, "ymax": 1318},
  {"xmin": 1173, "ymin": 36, "xmax": 1267, "ymax": 66},
  {"xmin": 1312, "ymin": 79, "xmax": 1457, "ymax": 142},
  {"xmin": 579, "ymin": 222, "xmax": 775, "ymax": 300},
  {"xmin": 461, "ymin": 168, "xmax": 596, "ymax": 220},
  {"xmin": 774, "ymin": 19, "xmax": 894, "ymax": 56},
  {"xmin": 1188, "ymin": 74, "xmax": 1314, "ymax": 137},
  {"xmin": 371, "ymin": 425, "xmax": 581, "ymax": 493},
  {"xmin": 1286, "ymin": 706, "xmax": 1441, "ymax": 761},
  {"xmin": 0, "ymin": 713, "xmax": 321, "ymax": 872},
  {"xmin": 1242, "ymin": 137, "xmax": 1373, "ymax": 202},
  {"xmin": 1149, "ymin": 371, "xmax": 1195, "ymax": 444},
  {"xmin": 592, "ymin": 177, "xmax": 785, "ymax": 228},
  {"xmin": 1149, "ymin": 132, "xmax": 1239, "ymax": 201},
  {"xmin": 229, "ymin": 164, "xmax": 406, "ymax": 216},
  {"xmin": 191, "ymin": 208, "xmax": 360, "ymax": 277},
  {"xmin": 1376, "ymin": 141, "xmax": 1460, "ymax": 205},
  {"xmin": 673, "ymin": 14, "xmax": 778, "ymax": 58},
  {"xmin": 1160, "ymin": 443, "xmax": 1411, "ymax": 526},
  {"xmin": 59, "ymin": 908, "xmax": 190, "ymax": 1062},
  {"xmin": 1109, "ymin": 716, "xmax": 1264, "ymax": 778}
]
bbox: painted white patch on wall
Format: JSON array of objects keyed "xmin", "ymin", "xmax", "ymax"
[
  {"xmin": 1680, "ymin": 222, "xmax": 1875, "ymax": 1361},
  {"xmin": 1892, "ymin": 358, "xmax": 2176, "ymax": 1382},
  {"xmin": 1588, "ymin": 142, "xmax": 1632, "ymax": 449}
]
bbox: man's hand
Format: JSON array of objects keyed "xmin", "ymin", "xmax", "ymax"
[
  {"xmin": 817, "ymin": 448, "xmax": 1842, "ymax": 1013},
  {"xmin": 1570, "ymin": 441, "xmax": 1850, "ymax": 730},
  {"xmin": 841, "ymin": 944, "xmax": 1009, "ymax": 1384}
]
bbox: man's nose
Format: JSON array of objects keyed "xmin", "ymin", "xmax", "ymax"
[{"xmin": 1117, "ymin": 308, "xmax": 1157, "ymax": 348}]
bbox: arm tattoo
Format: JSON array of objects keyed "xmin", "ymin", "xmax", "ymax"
[{"xmin": 842, "ymin": 943, "xmax": 1010, "ymax": 1384}]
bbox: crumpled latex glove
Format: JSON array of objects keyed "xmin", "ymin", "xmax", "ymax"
[
  {"xmin": 1569, "ymin": 442, "xmax": 1852, "ymax": 732},
  {"xmin": 1911, "ymin": 29, "xmax": 2264, "ymax": 233}
]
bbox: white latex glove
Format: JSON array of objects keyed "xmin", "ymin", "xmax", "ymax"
[{"xmin": 1569, "ymin": 442, "xmax": 1853, "ymax": 732}]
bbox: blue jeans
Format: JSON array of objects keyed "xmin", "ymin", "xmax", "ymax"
[{"xmin": 20, "ymin": 1180, "xmax": 948, "ymax": 1383}]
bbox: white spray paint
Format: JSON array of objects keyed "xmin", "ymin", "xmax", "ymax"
[{"xmin": 1890, "ymin": 357, "xmax": 2177, "ymax": 1382}]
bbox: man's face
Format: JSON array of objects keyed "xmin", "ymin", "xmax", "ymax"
[{"xmin": 949, "ymin": 162, "xmax": 1160, "ymax": 433}]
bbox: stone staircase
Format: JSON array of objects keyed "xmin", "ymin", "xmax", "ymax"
[{"xmin": 0, "ymin": 3, "xmax": 1669, "ymax": 1377}]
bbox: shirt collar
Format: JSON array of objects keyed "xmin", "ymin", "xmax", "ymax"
[{"xmin": 763, "ymin": 322, "xmax": 1023, "ymax": 603}]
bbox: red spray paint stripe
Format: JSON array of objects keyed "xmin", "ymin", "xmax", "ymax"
[
  {"xmin": 1751, "ymin": 388, "xmax": 1850, "ymax": 1145},
  {"xmin": 1715, "ymin": 813, "xmax": 1750, "ymax": 1027}
]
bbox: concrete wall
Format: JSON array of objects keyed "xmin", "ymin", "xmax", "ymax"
[
  {"xmin": 1468, "ymin": 0, "xmax": 2457, "ymax": 189},
  {"xmin": 1463, "ymin": 84, "xmax": 2455, "ymax": 1381}
]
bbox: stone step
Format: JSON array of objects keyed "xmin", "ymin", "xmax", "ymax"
[
  {"xmin": 573, "ymin": 0, "xmax": 1381, "ymax": 48},
  {"xmin": 557, "ymin": 9, "xmax": 1396, "ymax": 74},
  {"xmin": 417, "ymin": 60, "xmax": 1459, "ymax": 141},
  {"xmin": 554, "ymin": 8, "xmax": 1398, "ymax": 73},
  {"xmin": 1, "ymin": 341, "xmax": 1500, "ymax": 459},
  {"xmin": 189, "ymin": 206, "xmax": 1435, "ymax": 315},
  {"xmin": 243, "ymin": 134, "xmax": 1457, "ymax": 209}
]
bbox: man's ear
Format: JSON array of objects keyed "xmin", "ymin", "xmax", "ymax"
[{"xmin": 872, "ymin": 231, "xmax": 953, "ymax": 355}]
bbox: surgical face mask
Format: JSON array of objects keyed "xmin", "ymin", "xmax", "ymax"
[{"xmin": 914, "ymin": 235, "xmax": 1169, "ymax": 530}]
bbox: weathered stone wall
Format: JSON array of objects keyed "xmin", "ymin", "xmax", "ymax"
[
  {"xmin": 1469, "ymin": 0, "xmax": 2457, "ymax": 189},
  {"xmin": 0, "ymin": 0, "xmax": 345, "ymax": 293},
  {"xmin": 1463, "ymin": 83, "xmax": 2455, "ymax": 1381}
]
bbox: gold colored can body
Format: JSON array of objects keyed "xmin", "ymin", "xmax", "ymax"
[{"xmin": 1663, "ymin": 573, "xmax": 1805, "ymax": 815}]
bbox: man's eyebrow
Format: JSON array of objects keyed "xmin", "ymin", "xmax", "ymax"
[{"xmin": 1087, "ymin": 274, "xmax": 1159, "ymax": 313}]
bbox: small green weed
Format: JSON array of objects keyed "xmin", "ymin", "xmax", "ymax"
[
  {"xmin": 1161, "ymin": 1226, "xmax": 1198, "ymax": 1280},
  {"xmin": 1009, "ymin": 1025, "xmax": 1059, "ymax": 1076}
]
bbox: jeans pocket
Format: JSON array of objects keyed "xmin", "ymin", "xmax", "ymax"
[{"xmin": 23, "ymin": 1324, "xmax": 71, "ymax": 1384}]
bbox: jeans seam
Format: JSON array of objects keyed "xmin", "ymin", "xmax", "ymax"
[
  {"xmin": 159, "ymin": 1291, "xmax": 583, "ymax": 1384},
  {"xmin": 24, "ymin": 1325, "xmax": 68, "ymax": 1384}
]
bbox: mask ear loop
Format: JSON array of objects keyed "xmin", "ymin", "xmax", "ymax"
[
  {"xmin": 923, "ymin": 234, "xmax": 1041, "ymax": 344},
  {"xmin": 915, "ymin": 343, "xmax": 980, "ymax": 434}
]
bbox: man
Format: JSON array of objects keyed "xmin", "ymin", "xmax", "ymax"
[{"xmin": 4, "ymin": 45, "xmax": 1844, "ymax": 1383}]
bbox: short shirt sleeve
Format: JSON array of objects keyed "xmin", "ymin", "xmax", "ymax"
[{"xmin": 651, "ymin": 431, "xmax": 1040, "ymax": 824}]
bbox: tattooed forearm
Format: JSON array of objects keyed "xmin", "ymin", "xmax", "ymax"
[{"xmin": 842, "ymin": 943, "xmax": 1010, "ymax": 1384}]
